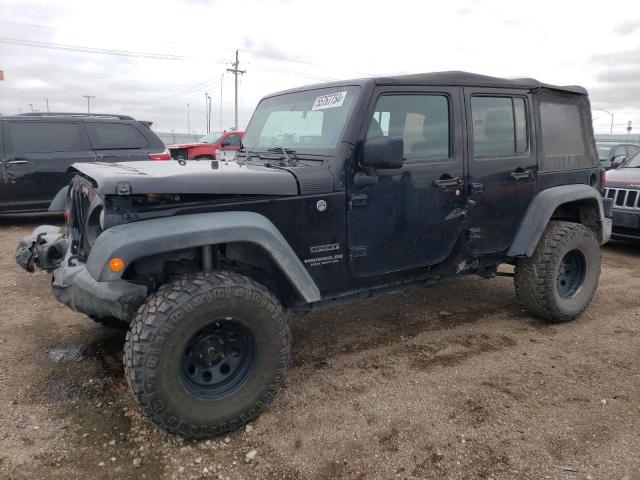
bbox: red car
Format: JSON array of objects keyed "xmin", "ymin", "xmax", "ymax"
[{"xmin": 168, "ymin": 131, "xmax": 244, "ymax": 160}]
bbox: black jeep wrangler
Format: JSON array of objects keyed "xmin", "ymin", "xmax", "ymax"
[{"xmin": 16, "ymin": 72, "xmax": 612, "ymax": 439}]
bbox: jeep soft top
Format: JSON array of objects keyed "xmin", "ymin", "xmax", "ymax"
[{"xmin": 16, "ymin": 71, "xmax": 612, "ymax": 438}]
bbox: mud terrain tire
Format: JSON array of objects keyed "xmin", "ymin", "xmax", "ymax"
[
  {"xmin": 515, "ymin": 221, "xmax": 600, "ymax": 323},
  {"xmin": 123, "ymin": 271, "xmax": 289, "ymax": 439}
]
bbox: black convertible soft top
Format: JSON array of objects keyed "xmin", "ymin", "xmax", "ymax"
[
  {"xmin": 372, "ymin": 71, "xmax": 587, "ymax": 95},
  {"xmin": 269, "ymin": 70, "xmax": 587, "ymax": 97}
]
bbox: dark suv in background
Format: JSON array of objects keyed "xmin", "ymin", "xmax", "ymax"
[{"xmin": 0, "ymin": 113, "xmax": 169, "ymax": 213}]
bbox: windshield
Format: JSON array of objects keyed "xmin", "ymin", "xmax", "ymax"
[
  {"xmin": 622, "ymin": 151, "xmax": 640, "ymax": 168},
  {"xmin": 242, "ymin": 86, "xmax": 360, "ymax": 152},
  {"xmin": 596, "ymin": 144, "xmax": 613, "ymax": 158},
  {"xmin": 199, "ymin": 132, "xmax": 224, "ymax": 144}
]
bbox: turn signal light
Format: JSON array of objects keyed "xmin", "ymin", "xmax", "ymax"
[{"xmin": 108, "ymin": 257, "xmax": 125, "ymax": 272}]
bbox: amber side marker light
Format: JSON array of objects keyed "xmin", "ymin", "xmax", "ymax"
[{"xmin": 108, "ymin": 257, "xmax": 125, "ymax": 272}]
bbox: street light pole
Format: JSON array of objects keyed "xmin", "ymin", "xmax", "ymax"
[
  {"xmin": 186, "ymin": 104, "xmax": 190, "ymax": 134},
  {"xmin": 598, "ymin": 108, "xmax": 614, "ymax": 135},
  {"xmin": 82, "ymin": 94, "xmax": 95, "ymax": 113},
  {"xmin": 44, "ymin": 97, "xmax": 49, "ymax": 112}
]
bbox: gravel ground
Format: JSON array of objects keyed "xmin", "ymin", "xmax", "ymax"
[{"xmin": 0, "ymin": 215, "xmax": 638, "ymax": 480}]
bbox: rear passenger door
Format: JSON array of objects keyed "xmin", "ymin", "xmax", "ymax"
[
  {"xmin": 84, "ymin": 121, "xmax": 150, "ymax": 162},
  {"xmin": 464, "ymin": 89, "xmax": 537, "ymax": 255},
  {"xmin": 0, "ymin": 120, "xmax": 94, "ymax": 210}
]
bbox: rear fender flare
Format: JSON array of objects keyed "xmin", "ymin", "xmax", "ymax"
[
  {"xmin": 507, "ymin": 184, "xmax": 606, "ymax": 257},
  {"xmin": 86, "ymin": 211, "xmax": 321, "ymax": 303}
]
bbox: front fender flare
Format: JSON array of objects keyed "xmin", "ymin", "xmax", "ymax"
[
  {"xmin": 507, "ymin": 185, "xmax": 606, "ymax": 257},
  {"xmin": 86, "ymin": 211, "xmax": 321, "ymax": 303},
  {"xmin": 48, "ymin": 186, "xmax": 69, "ymax": 212}
]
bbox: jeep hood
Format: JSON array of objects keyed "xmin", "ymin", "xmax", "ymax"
[
  {"xmin": 605, "ymin": 168, "xmax": 640, "ymax": 188},
  {"xmin": 70, "ymin": 160, "xmax": 299, "ymax": 196}
]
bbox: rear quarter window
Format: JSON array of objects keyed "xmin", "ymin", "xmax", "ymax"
[
  {"xmin": 85, "ymin": 122, "xmax": 149, "ymax": 150},
  {"xmin": 538, "ymin": 97, "xmax": 596, "ymax": 171}
]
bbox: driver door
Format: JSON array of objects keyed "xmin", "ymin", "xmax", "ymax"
[{"xmin": 347, "ymin": 87, "xmax": 466, "ymax": 276}]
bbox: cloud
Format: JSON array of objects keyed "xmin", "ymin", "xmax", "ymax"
[{"xmin": 615, "ymin": 19, "xmax": 640, "ymax": 36}]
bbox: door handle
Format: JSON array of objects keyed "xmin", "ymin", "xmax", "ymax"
[
  {"xmin": 6, "ymin": 159, "xmax": 29, "ymax": 166},
  {"xmin": 433, "ymin": 176, "xmax": 463, "ymax": 191},
  {"xmin": 510, "ymin": 168, "xmax": 536, "ymax": 180}
]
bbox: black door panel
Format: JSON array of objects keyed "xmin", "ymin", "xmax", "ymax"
[
  {"xmin": 347, "ymin": 87, "xmax": 465, "ymax": 276},
  {"xmin": 464, "ymin": 89, "xmax": 537, "ymax": 255},
  {"xmin": 1, "ymin": 120, "xmax": 94, "ymax": 209}
]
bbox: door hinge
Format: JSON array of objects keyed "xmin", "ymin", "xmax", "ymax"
[
  {"xmin": 468, "ymin": 227, "xmax": 482, "ymax": 240},
  {"xmin": 347, "ymin": 194, "xmax": 368, "ymax": 209},
  {"xmin": 349, "ymin": 246, "xmax": 368, "ymax": 259}
]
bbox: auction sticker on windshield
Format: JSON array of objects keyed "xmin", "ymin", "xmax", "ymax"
[{"xmin": 312, "ymin": 91, "xmax": 347, "ymax": 110}]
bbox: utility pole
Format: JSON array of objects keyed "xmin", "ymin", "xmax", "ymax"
[
  {"xmin": 29, "ymin": 103, "xmax": 34, "ymax": 112},
  {"xmin": 219, "ymin": 73, "xmax": 224, "ymax": 131},
  {"xmin": 204, "ymin": 92, "xmax": 210, "ymax": 133},
  {"xmin": 44, "ymin": 97, "xmax": 49, "ymax": 112},
  {"xmin": 82, "ymin": 94, "xmax": 95, "ymax": 113},
  {"xmin": 207, "ymin": 94, "xmax": 212, "ymax": 133},
  {"xmin": 226, "ymin": 49, "xmax": 245, "ymax": 130},
  {"xmin": 186, "ymin": 104, "xmax": 191, "ymax": 134}
]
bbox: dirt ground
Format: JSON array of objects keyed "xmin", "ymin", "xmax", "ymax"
[{"xmin": 0, "ymin": 215, "xmax": 638, "ymax": 480}]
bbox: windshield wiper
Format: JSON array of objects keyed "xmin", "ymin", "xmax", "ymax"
[{"xmin": 266, "ymin": 147, "xmax": 299, "ymax": 165}]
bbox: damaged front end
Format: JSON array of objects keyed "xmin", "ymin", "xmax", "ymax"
[
  {"xmin": 14, "ymin": 178, "xmax": 148, "ymax": 323},
  {"xmin": 15, "ymin": 225, "xmax": 68, "ymax": 272}
]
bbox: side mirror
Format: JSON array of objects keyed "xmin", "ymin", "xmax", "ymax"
[
  {"xmin": 612, "ymin": 155, "xmax": 627, "ymax": 168},
  {"xmin": 362, "ymin": 136, "xmax": 404, "ymax": 169}
]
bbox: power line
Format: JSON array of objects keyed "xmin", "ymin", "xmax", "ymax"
[
  {"xmin": 0, "ymin": 36, "xmax": 186, "ymax": 60},
  {"xmin": 0, "ymin": 20, "xmax": 57, "ymax": 30}
]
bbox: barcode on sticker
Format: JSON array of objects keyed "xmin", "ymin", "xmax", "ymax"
[{"xmin": 311, "ymin": 91, "xmax": 347, "ymax": 111}]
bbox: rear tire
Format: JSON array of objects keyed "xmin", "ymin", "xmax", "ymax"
[
  {"xmin": 514, "ymin": 221, "xmax": 601, "ymax": 323},
  {"xmin": 123, "ymin": 271, "xmax": 289, "ymax": 439}
]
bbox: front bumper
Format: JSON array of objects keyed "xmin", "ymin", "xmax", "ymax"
[
  {"xmin": 15, "ymin": 226, "xmax": 147, "ymax": 321},
  {"xmin": 611, "ymin": 209, "xmax": 640, "ymax": 238}
]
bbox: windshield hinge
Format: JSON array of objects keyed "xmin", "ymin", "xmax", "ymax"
[{"xmin": 348, "ymin": 194, "xmax": 368, "ymax": 209}]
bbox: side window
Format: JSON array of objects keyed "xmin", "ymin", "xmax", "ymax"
[
  {"xmin": 224, "ymin": 134, "xmax": 241, "ymax": 146},
  {"xmin": 367, "ymin": 94, "xmax": 450, "ymax": 160},
  {"xmin": 85, "ymin": 122, "xmax": 148, "ymax": 150},
  {"xmin": 471, "ymin": 96, "xmax": 528, "ymax": 157},
  {"xmin": 612, "ymin": 146, "xmax": 627, "ymax": 159},
  {"xmin": 6, "ymin": 121, "xmax": 83, "ymax": 154}
]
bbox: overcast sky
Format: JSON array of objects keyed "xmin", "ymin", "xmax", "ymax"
[{"xmin": 1, "ymin": 0, "xmax": 639, "ymax": 135}]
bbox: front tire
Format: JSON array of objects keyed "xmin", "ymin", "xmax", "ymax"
[
  {"xmin": 123, "ymin": 272, "xmax": 290, "ymax": 439},
  {"xmin": 514, "ymin": 221, "xmax": 601, "ymax": 323}
]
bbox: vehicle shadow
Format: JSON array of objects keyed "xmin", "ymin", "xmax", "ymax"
[{"xmin": 603, "ymin": 237, "xmax": 640, "ymax": 254}]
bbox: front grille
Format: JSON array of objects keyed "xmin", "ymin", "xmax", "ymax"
[
  {"xmin": 67, "ymin": 180, "xmax": 95, "ymax": 261},
  {"xmin": 170, "ymin": 148, "xmax": 189, "ymax": 160},
  {"xmin": 605, "ymin": 187, "xmax": 640, "ymax": 210}
]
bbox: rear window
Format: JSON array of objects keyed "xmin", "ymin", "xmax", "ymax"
[
  {"xmin": 6, "ymin": 121, "xmax": 83, "ymax": 154},
  {"xmin": 86, "ymin": 122, "xmax": 148, "ymax": 149}
]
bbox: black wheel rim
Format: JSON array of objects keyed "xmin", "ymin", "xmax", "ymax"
[
  {"xmin": 556, "ymin": 249, "xmax": 586, "ymax": 299},
  {"xmin": 179, "ymin": 318, "xmax": 256, "ymax": 399}
]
